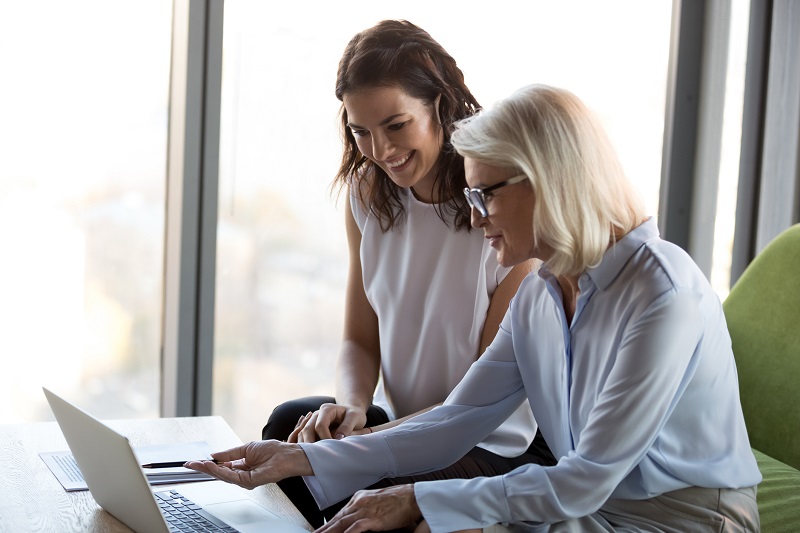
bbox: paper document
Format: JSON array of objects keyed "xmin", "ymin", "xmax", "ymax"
[{"xmin": 40, "ymin": 440, "xmax": 216, "ymax": 492}]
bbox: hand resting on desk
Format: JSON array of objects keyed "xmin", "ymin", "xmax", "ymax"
[{"xmin": 184, "ymin": 440, "xmax": 312, "ymax": 490}]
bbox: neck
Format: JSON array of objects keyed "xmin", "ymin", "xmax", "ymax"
[
  {"xmin": 557, "ymin": 274, "xmax": 580, "ymax": 301},
  {"xmin": 410, "ymin": 185, "xmax": 437, "ymax": 204},
  {"xmin": 556, "ymin": 273, "xmax": 581, "ymax": 323}
]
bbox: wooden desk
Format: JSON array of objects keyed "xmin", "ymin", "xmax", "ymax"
[{"xmin": 0, "ymin": 416, "xmax": 312, "ymax": 532}]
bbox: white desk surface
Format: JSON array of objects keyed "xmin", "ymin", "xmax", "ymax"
[{"xmin": 0, "ymin": 415, "xmax": 312, "ymax": 532}]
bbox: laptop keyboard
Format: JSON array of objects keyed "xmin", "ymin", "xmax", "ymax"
[{"xmin": 155, "ymin": 489, "xmax": 239, "ymax": 532}]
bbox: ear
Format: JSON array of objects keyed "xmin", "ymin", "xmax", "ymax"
[{"xmin": 434, "ymin": 94, "xmax": 442, "ymax": 125}]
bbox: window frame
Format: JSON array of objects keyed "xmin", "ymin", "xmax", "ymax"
[{"xmin": 162, "ymin": 0, "xmax": 223, "ymax": 416}]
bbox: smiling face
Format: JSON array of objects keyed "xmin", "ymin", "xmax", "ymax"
[
  {"xmin": 343, "ymin": 86, "xmax": 444, "ymax": 202},
  {"xmin": 465, "ymin": 157, "xmax": 549, "ymax": 267}
]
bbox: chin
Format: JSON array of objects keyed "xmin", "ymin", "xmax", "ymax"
[{"xmin": 496, "ymin": 252, "xmax": 521, "ymax": 268}]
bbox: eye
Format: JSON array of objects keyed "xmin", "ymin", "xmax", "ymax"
[
  {"xmin": 388, "ymin": 121, "xmax": 407, "ymax": 131},
  {"xmin": 351, "ymin": 128, "xmax": 369, "ymax": 137}
]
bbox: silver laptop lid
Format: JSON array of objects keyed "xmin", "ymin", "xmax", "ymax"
[{"xmin": 43, "ymin": 387, "xmax": 170, "ymax": 533}]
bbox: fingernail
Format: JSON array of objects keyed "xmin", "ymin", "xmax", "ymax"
[{"xmin": 335, "ymin": 433, "xmax": 345, "ymax": 440}]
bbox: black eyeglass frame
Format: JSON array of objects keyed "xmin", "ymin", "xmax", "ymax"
[{"xmin": 463, "ymin": 174, "xmax": 528, "ymax": 217}]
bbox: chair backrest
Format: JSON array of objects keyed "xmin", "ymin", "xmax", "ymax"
[{"xmin": 723, "ymin": 224, "xmax": 800, "ymax": 469}]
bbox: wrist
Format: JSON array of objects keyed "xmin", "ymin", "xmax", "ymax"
[
  {"xmin": 343, "ymin": 400, "xmax": 370, "ymax": 414},
  {"xmin": 335, "ymin": 390, "xmax": 371, "ymax": 412},
  {"xmin": 402, "ymin": 484, "xmax": 422, "ymax": 523},
  {"xmin": 285, "ymin": 442, "xmax": 314, "ymax": 477}
]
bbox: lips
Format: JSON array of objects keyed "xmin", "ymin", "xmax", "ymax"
[{"xmin": 386, "ymin": 151, "xmax": 414, "ymax": 171}]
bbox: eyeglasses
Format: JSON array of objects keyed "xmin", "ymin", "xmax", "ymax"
[{"xmin": 463, "ymin": 174, "xmax": 528, "ymax": 217}]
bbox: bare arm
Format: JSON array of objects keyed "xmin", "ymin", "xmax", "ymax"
[
  {"xmin": 478, "ymin": 259, "xmax": 536, "ymax": 354},
  {"xmin": 336, "ymin": 196, "xmax": 382, "ymax": 412},
  {"xmin": 296, "ymin": 195, "xmax": 381, "ymax": 441}
]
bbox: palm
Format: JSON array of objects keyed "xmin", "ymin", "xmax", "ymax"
[{"xmin": 184, "ymin": 440, "xmax": 310, "ymax": 489}]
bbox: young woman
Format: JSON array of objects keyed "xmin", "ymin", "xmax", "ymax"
[
  {"xmin": 192, "ymin": 85, "xmax": 761, "ymax": 532},
  {"xmin": 259, "ymin": 20, "xmax": 552, "ymax": 526}
]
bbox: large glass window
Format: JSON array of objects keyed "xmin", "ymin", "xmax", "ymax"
[
  {"xmin": 215, "ymin": 0, "xmax": 672, "ymax": 441},
  {"xmin": 710, "ymin": 0, "xmax": 751, "ymax": 299},
  {"xmin": 0, "ymin": 1, "xmax": 172, "ymax": 421}
]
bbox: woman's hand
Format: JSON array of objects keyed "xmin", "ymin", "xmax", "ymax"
[
  {"xmin": 183, "ymin": 440, "xmax": 312, "ymax": 489},
  {"xmin": 288, "ymin": 403, "xmax": 368, "ymax": 443},
  {"xmin": 315, "ymin": 484, "xmax": 422, "ymax": 533}
]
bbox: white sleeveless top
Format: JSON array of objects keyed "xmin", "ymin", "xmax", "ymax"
[{"xmin": 352, "ymin": 188, "xmax": 537, "ymax": 457}]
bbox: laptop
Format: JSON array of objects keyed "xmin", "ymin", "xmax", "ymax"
[{"xmin": 43, "ymin": 387, "xmax": 310, "ymax": 533}]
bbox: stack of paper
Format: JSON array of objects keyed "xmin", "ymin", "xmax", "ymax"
[{"xmin": 41, "ymin": 440, "xmax": 216, "ymax": 492}]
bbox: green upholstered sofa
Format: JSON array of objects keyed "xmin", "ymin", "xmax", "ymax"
[{"xmin": 722, "ymin": 223, "xmax": 800, "ymax": 532}]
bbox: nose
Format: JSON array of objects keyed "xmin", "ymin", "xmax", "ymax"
[
  {"xmin": 469, "ymin": 204, "xmax": 486, "ymax": 228},
  {"xmin": 371, "ymin": 132, "xmax": 393, "ymax": 161}
]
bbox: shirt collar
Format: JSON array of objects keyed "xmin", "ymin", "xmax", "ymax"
[
  {"xmin": 538, "ymin": 217, "xmax": 660, "ymax": 291},
  {"xmin": 588, "ymin": 217, "xmax": 659, "ymax": 290}
]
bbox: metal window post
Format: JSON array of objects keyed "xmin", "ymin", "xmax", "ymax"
[{"xmin": 162, "ymin": 0, "xmax": 223, "ymax": 417}]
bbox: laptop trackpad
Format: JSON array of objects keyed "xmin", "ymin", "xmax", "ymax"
[{"xmin": 204, "ymin": 501, "xmax": 309, "ymax": 532}]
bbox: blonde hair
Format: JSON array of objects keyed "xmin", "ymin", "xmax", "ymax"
[{"xmin": 451, "ymin": 84, "xmax": 646, "ymax": 276}]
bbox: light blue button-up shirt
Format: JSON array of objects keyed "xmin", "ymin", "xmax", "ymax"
[{"xmin": 300, "ymin": 218, "xmax": 761, "ymax": 531}]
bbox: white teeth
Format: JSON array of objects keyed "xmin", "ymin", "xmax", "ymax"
[{"xmin": 387, "ymin": 153, "xmax": 411, "ymax": 168}]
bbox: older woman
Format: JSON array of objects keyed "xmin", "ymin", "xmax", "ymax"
[{"xmin": 187, "ymin": 85, "xmax": 761, "ymax": 532}]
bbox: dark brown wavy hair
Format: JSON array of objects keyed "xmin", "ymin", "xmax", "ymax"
[{"xmin": 332, "ymin": 20, "xmax": 480, "ymax": 232}]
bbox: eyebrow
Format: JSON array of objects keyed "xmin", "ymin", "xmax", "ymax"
[{"xmin": 347, "ymin": 113, "xmax": 407, "ymax": 130}]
